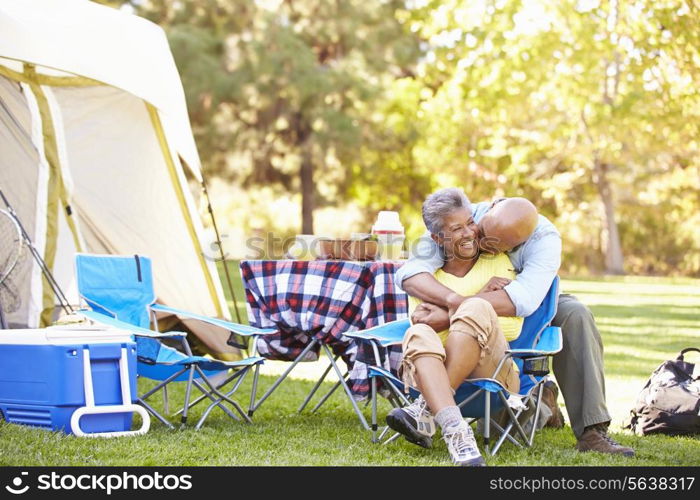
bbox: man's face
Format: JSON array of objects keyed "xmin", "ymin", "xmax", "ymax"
[
  {"xmin": 477, "ymin": 215, "xmax": 514, "ymax": 254},
  {"xmin": 434, "ymin": 207, "xmax": 479, "ymax": 260},
  {"xmin": 475, "ymin": 198, "xmax": 505, "ymax": 254},
  {"xmin": 477, "ymin": 199, "xmax": 522, "ymax": 254}
]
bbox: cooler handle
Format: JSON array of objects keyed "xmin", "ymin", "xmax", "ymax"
[
  {"xmin": 71, "ymin": 347, "xmax": 151, "ymax": 438},
  {"xmin": 71, "ymin": 404, "xmax": 150, "ymax": 438}
]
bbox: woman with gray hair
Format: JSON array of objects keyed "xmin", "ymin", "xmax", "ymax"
[{"xmin": 386, "ymin": 187, "xmax": 523, "ymax": 467}]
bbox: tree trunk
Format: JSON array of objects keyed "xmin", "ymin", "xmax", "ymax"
[
  {"xmin": 300, "ymin": 141, "xmax": 315, "ymax": 234},
  {"xmin": 594, "ymin": 160, "xmax": 624, "ymax": 274}
]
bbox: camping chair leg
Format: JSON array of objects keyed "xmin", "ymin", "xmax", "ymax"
[
  {"xmin": 162, "ymin": 386, "xmax": 169, "ymax": 414},
  {"xmin": 249, "ymin": 363, "xmax": 260, "ymax": 417},
  {"xmin": 371, "ymin": 375, "xmax": 378, "ymax": 443},
  {"xmin": 248, "ymin": 338, "xmax": 261, "ymax": 417},
  {"xmin": 384, "ymin": 432, "xmax": 402, "ymax": 445},
  {"xmin": 190, "ymin": 365, "xmax": 260, "ymax": 426},
  {"xmin": 194, "ymin": 366, "xmax": 253, "ymax": 424},
  {"xmin": 193, "ymin": 369, "xmax": 260, "ymax": 430},
  {"xmin": 377, "ymin": 425, "xmax": 392, "ymax": 442},
  {"xmin": 386, "ymin": 384, "xmax": 412, "ymax": 409},
  {"xmin": 497, "ymin": 391, "xmax": 530, "ymax": 444},
  {"xmin": 321, "ymin": 344, "xmax": 370, "ymax": 431},
  {"xmin": 387, "ymin": 392, "xmax": 403, "ymax": 409},
  {"xmin": 250, "ymin": 337, "xmax": 319, "ymax": 414},
  {"xmin": 298, "ymin": 359, "xmax": 335, "ymax": 413},
  {"xmin": 194, "ymin": 398, "xmax": 231, "ymax": 430},
  {"xmin": 491, "ymin": 414, "xmax": 523, "ymax": 455},
  {"xmin": 484, "ymin": 391, "xmax": 491, "ymax": 455},
  {"xmin": 137, "ymin": 399, "xmax": 174, "ymax": 429},
  {"xmin": 192, "ymin": 378, "xmax": 240, "ymax": 422},
  {"xmin": 310, "ymin": 377, "xmax": 345, "ymax": 413},
  {"xmin": 528, "ymin": 383, "xmax": 545, "ymax": 446},
  {"xmin": 139, "ymin": 367, "xmax": 189, "ymax": 400},
  {"xmin": 181, "ymin": 365, "xmax": 197, "ymax": 426},
  {"xmin": 173, "ymin": 369, "xmax": 245, "ymax": 417},
  {"xmin": 136, "ymin": 366, "xmax": 188, "ymax": 428}
]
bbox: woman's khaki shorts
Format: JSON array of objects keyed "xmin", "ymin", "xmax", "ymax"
[{"xmin": 400, "ymin": 297, "xmax": 519, "ymax": 394}]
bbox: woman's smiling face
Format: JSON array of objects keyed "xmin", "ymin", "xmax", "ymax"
[{"xmin": 434, "ymin": 207, "xmax": 479, "ymax": 260}]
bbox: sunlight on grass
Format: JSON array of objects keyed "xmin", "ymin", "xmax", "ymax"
[
  {"xmin": 1, "ymin": 274, "xmax": 698, "ymax": 466},
  {"xmin": 559, "ymin": 276, "xmax": 700, "ymax": 436}
]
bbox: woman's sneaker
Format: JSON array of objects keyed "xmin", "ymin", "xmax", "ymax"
[
  {"xmin": 385, "ymin": 397, "xmax": 436, "ymax": 449},
  {"xmin": 442, "ymin": 421, "xmax": 486, "ymax": 467}
]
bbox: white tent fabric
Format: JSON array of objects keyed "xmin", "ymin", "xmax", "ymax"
[
  {"xmin": 0, "ymin": 0, "xmax": 236, "ymax": 358},
  {"xmin": 0, "ymin": 0, "xmax": 202, "ymax": 179}
]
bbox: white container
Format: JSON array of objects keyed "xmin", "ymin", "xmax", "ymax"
[{"xmin": 371, "ymin": 211, "xmax": 405, "ymax": 260}]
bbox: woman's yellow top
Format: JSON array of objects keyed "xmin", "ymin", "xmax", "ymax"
[{"xmin": 408, "ymin": 253, "xmax": 524, "ymax": 344}]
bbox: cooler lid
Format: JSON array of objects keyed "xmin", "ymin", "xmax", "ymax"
[{"xmin": 0, "ymin": 325, "xmax": 135, "ymax": 345}]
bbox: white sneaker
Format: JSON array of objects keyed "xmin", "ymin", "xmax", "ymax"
[
  {"xmin": 443, "ymin": 421, "xmax": 486, "ymax": 466},
  {"xmin": 385, "ymin": 396, "xmax": 436, "ymax": 448}
]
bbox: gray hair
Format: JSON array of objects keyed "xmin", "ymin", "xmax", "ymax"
[{"xmin": 422, "ymin": 188, "xmax": 472, "ymax": 235}]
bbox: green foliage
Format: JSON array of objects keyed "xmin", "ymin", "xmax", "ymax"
[{"xmin": 112, "ymin": 0, "xmax": 700, "ymax": 275}]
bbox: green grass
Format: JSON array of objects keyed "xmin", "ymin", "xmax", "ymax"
[{"xmin": 1, "ymin": 272, "xmax": 699, "ymax": 466}]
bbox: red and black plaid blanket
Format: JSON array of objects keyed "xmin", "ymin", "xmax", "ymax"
[{"xmin": 240, "ymin": 259, "xmax": 408, "ymax": 398}]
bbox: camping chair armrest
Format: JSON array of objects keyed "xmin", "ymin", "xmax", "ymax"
[
  {"xmin": 344, "ymin": 319, "xmax": 410, "ymax": 345},
  {"xmin": 132, "ymin": 330, "xmax": 187, "ymax": 340},
  {"xmin": 507, "ymin": 326, "xmax": 563, "ymax": 358},
  {"xmin": 76, "ymin": 309, "xmax": 187, "ymax": 339},
  {"xmin": 149, "ymin": 303, "xmax": 276, "ymax": 337},
  {"xmin": 345, "ymin": 319, "xmax": 410, "ymax": 365}
]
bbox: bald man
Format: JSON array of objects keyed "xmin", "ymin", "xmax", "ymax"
[
  {"xmin": 396, "ymin": 195, "xmax": 635, "ymax": 457},
  {"xmin": 480, "ymin": 198, "xmax": 538, "ymax": 253}
]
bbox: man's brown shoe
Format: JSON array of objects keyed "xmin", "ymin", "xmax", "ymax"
[
  {"xmin": 541, "ymin": 380, "xmax": 565, "ymax": 429},
  {"xmin": 575, "ymin": 425, "xmax": 635, "ymax": 457}
]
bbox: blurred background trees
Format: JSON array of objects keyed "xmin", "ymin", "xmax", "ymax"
[{"xmin": 100, "ymin": 0, "xmax": 700, "ymax": 276}]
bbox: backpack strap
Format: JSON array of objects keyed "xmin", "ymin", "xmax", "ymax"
[{"xmin": 677, "ymin": 348, "xmax": 700, "ymax": 361}]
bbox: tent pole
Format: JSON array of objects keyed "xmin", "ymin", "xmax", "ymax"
[
  {"xmin": 0, "ymin": 187, "xmax": 73, "ymax": 316},
  {"xmin": 200, "ymin": 177, "xmax": 242, "ymax": 324}
]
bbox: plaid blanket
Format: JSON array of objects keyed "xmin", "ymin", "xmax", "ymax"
[{"xmin": 240, "ymin": 259, "xmax": 408, "ymax": 398}]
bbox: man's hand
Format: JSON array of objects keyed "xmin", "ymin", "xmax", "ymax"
[
  {"xmin": 478, "ymin": 276, "xmax": 512, "ymax": 294},
  {"xmin": 411, "ymin": 302, "xmax": 450, "ymax": 332}
]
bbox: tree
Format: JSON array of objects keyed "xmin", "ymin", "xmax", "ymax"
[
  {"xmin": 129, "ymin": 0, "xmax": 421, "ymax": 234},
  {"xmin": 404, "ymin": 0, "xmax": 700, "ymax": 274}
]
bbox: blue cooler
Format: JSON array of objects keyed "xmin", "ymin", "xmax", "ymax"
[{"xmin": 0, "ymin": 325, "xmax": 150, "ymax": 437}]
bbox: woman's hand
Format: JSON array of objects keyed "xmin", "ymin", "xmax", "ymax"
[
  {"xmin": 478, "ymin": 276, "xmax": 512, "ymax": 294},
  {"xmin": 411, "ymin": 302, "xmax": 450, "ymax": 331}
]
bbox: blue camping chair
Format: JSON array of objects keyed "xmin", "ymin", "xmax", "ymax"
[
  {"xmin": 75, "ymin": 253, "xmax": 275, "ymax": 429},
  {"xmin": 345, "ymin": 276, "xmax": 562, "ymax": 455}
]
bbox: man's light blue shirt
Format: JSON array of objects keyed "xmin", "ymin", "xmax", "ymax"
[{"xmin": 395, "ymin": 201, "xmax": 562, "ymax": 317}]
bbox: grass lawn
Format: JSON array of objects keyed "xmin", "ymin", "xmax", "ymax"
[{"xmin": 1, "ymin": 271, "xmax": 699, "ymax": 466}]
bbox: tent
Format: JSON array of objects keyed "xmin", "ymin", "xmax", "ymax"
[{"xmin": 0, "ymin": 0, "xmax": 237, "ymax": 358}]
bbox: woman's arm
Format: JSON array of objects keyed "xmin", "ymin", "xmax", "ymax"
[{"xmin": 403, "ymin": 273, "xmax": 517, "ymax": 317}]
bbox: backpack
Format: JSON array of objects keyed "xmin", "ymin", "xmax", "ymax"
[{"xmin": 627, "ymin": 347, "xmax": 700, "ymax": 436}]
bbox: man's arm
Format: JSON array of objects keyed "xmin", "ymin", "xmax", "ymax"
[
  {"xmin": 398, "ymin": 231, "xmax": 466, "ymax": 311},
  {"xmin": 502, "ymin": 230, "xmax": 562, "ymax": 317},
  {"xmin": 395, "ymin": 232, "xmax": 443, "ymax": 289},
  {"xmin": 398, "ymin": 229, "xmax": 518, "ymax": 317},
  {"xmin": 402, "ymin": 273, "xmax": 517, "ymax": 317}
]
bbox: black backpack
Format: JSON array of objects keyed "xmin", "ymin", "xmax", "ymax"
[{"xmin": 627, "ymin": 348, "xmax": 700, "ymax": 436}]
